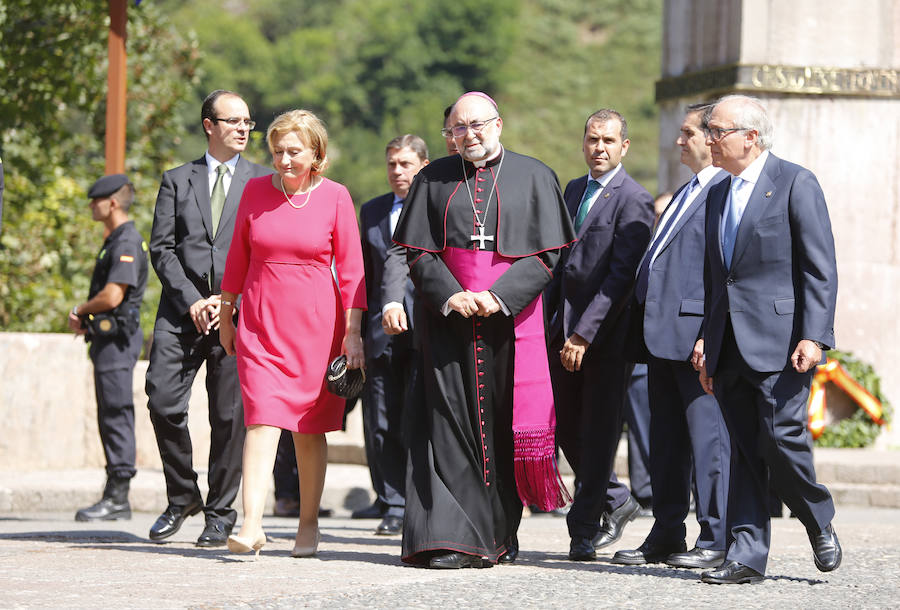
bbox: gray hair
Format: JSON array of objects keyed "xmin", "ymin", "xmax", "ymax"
[{"xmin": 714, "ymin": 95, "xmax": 774, "ymax": 150}]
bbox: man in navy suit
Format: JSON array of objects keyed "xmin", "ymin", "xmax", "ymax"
[
  {"xmin": 694, "ymin": 95, "xmax": 841, "ymax": 584},
  {"xmin": 355, "ymin": 134, "xmax": 428, "ymax": 535},
  {"xmin": 546, "ymin": 109, "xmax": 655, "ymax": 561},
  {"xmin": 613, "ymin": 103, "xmax": 731, "ymax": 569},
  {"xmin": 145, "ymin": 90, "xmax": 272, "ymax": 546}
]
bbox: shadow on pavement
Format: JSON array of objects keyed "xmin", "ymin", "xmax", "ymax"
[{"xmin": 0, "ymin": 530, "xmax": 146, "ymax": 544}]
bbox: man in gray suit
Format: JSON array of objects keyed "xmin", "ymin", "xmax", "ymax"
[
  {"xmin": 145, "ymin": 90, "xmax": 271, "ymax": 547},
  {"xmin": 613, "ymin": 103, "xmax": 730, "ymax": 569},
  {"xmin": 695, "ymin": 94, "xmax": 841, "ymax": 584},
  {"xmin": 354, "ymin": 134, "xmax": 428, "ymax": 534}
]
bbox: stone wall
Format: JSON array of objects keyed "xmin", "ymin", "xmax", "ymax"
[{"xmin": 1, "ymin": 332, "xmax": 366, "ymax": 473}]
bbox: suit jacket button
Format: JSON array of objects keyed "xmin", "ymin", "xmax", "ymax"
[
  {"xmin": 212, "ymin": 245, "xmax": 219, "ymax": 252},
  {"xmin": 726, "ymin": 278, "xmax": 735, "ymax": 285},
  {"xmin": 202, "ymin": 272, "xmax": 209, "ymax": 280}
]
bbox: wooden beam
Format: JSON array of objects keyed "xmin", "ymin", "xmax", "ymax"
[{"xmin": 105, "ymin": 0, "xmax": 127, "ymax": 175}]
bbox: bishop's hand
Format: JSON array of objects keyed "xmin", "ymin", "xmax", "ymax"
[
  {"xmin": 447, "ymin": 291, "xmax": 480, "ymax": 318},
  {"xmin": 471, "ymin": 291, "xmax": 501, "ymax": 317}
]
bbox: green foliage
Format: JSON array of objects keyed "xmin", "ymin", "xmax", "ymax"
[
  {"xmin": 815, "ymin": 350, "xmax": 893, "ymax": 448},
  {"xmin": 499, "ymin": 0, "xmax": 661, "ymax": 192},
  {"xmin": 0, "ymin": 1, "xmax": 199, "ymax": 340},
  {"xmin": 156, "ymin": 0, "xmax": 657, "ymax": 203},
  {"xmin": 0, "ymin": 1, "xmax": 107, "ymax": 147}
]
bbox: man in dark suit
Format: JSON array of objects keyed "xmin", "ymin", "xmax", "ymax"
[
  {"xmin": 353, "ymin": 134, "xmax": 428, "ymax": 535},
  {"xmin": 612, "ymin": 104, "xmax": 731, "ymax": 569},
  {"xmin": 545, "ymin": 109, "xmax": 655, "ymax": 561},
  {"xmin": 145, "ymin": 90, "xmax": 272, "ymax": 547},
  {"xmin": 694, "ymin": 94, "xmax": 841, "ymax": 584}
]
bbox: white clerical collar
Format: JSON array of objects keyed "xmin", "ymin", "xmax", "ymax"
[
  {"xmin": 205, "ymin": 151, "xmax": 240, "ymax": 173},
  {"xmin": 590, "ymin": 163, "xmax": 622, "ymax": 188},
  {"xmin": 737, "ymin": 149, "xmax": 769, "ymax": 186},
  {"xmin": 471, "ymin": 146, "xmax": 503, "ymax": 168}
]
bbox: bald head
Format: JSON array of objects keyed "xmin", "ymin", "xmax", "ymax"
[{"xmin": 448, "ymin": 94, "xmax": 503, "ymax": 162}]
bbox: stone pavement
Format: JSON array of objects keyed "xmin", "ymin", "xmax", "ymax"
[{"xmin": 0, "ymin": 505, "xmax": 898, "ymax": 609}]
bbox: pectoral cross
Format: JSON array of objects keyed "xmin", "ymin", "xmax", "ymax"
[{"xmin": 470, "ymin": 224, "xmax": 495, "ymax": 249}]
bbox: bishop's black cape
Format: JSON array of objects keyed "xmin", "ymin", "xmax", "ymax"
[{"xmin": 393, "ymin": 149, "xmax": 575, "ymax": 565}]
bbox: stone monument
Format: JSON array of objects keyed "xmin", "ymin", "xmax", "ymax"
[{"xmin": 656, "ymin": 0, "xmax": 899, "ymax": 445}]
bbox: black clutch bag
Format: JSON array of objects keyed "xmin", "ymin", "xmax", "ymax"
[{"xmin": 325, "ymin": 355, "xmax": 366, "ymax": 399}]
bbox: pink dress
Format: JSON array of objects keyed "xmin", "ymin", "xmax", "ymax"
[{"xmin": 222, "ymin": 176, "xmax": 366, "ymax": 433}]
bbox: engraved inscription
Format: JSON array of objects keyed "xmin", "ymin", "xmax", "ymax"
[
  {"xmin": 750, "ymin": 65, "xmax": 898, "ymax": 95},
  {"xmin": 656, "ymin": 64, "xmax": 899, "ymax": 101}
]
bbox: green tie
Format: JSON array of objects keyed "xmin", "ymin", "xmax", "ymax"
[
  {"xmin": 210, "ymin": 164, "xmax": 228, "ymax": 238},
  {"xmin": 574, "ymin": 179, "xmax": 600, "ymax": 232}
]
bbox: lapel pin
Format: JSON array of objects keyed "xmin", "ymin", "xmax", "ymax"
[
  {"xmin": 603, "ymin": 192, "xmax": 611, "ymax": 198},
  {"xmin": 765, "ymin": 191, "xmax": 773, "ymax": 198}
]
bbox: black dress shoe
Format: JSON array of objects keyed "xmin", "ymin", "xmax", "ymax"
[
  {"xmin": 428, "ymin": 552, "xmax": 486, "ymax": 569},
  {"xmin": 375, "ymin": 515, "xmax": 403, "ymax": 535},
  {"xmin": 592, "ymin": 496, "xmax": 641, "ymax": 549},
  {"xmin": 810, "ymin": 523, "xmax": 842, "ymax": 572},
  {"xmin": 75, "ymin": 477, "xmax": 131, "ymax": 522},
  {"xmin": 568, "ymin": 536, "xmax": 597, "ymax": 561},
  {"xmin": 148, "ymin": 501, "xmax": 202, "ymax": 541},
  {"xmin": 351, "ymin": 502, "xmax": 385, "ymax": 519},
  {"xmin": 498, "ymin": 535, "xmax": 518, "ymax": 564},
  {"xmin": 612, "ymin": 540, "xmax": 687, "ymax": 565},
  {"xmin": 701, "ymin": 560, "xmax": 764, "ymax": 584},
  {"xmin": 196, "ymin": 518, "xmax": 232, "ymax": 547},
  {"xmin": 666, "ymin": 547, "xmax": 726, "ymax": 569},
  {"xmin": 75, "ymin": 497, "xmax": 131, "ymax": 522}
]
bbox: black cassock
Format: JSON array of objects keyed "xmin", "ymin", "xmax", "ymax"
[{"xmin": 393, "ymin": 149, "xmax": 575, "ymax": 564}]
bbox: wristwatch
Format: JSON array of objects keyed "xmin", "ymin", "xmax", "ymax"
[{"xmin": 812, "ymin": 340, "xmax": 827, "ymax": 350}]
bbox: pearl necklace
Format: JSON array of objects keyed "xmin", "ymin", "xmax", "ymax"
[{"xmin": 280, "ymin": 175, "xmax": 319, "ymax": 209}]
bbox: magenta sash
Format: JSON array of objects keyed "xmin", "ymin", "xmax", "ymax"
[{"xmin": 441, "ymin": 247, "xmax": 571, "ymax": 510}]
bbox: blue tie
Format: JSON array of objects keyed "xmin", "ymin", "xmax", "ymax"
[
  {"xmin": 722, "ymin": 177, "xmax": 743, "ymax": 270},
  {"xmin": 634, "ymin": 176, "xmax": 698, "ymax": 303},
  {"xmin": 574, "ymin": 179, "xmax": 600, "ymax": 232}
]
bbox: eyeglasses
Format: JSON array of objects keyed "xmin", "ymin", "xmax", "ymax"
[
  {"xmin": 704, "ymin": 126, "xmax": 747, "ymax": 143},
  {"xmin": 212, "ymin": 117, "xmax": 256, "ymax": 130},
  {"xmin": 441, "ymin": 116, "xmax": 498, "ymax": 138}
]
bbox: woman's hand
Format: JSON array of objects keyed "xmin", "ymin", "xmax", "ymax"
[
  {"xmin": 342, "ymin": 331, "xmax": 365, "ymax": 370},
  {"xmin": 342, "ymin": 307, "xmax": 365, "ymax": 369},
  {"xmin": 219, "ymin": 316, "xmax": 236, "ymax": 355},
  {"xmin": 218, "ymin": 291, "xmax": 239, "ymax": 355}
]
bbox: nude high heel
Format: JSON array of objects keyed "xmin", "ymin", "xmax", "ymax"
[
  {"xmin": 227, "ymin": 531, "xmax": 267, "ymax": 557},
  {"xmin": 291, "ymin": 528, "xmax": 321, "ymax": 558}
]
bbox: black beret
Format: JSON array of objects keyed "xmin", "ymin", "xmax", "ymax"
[{"xmin": 87, "ymin": 174, "xmax": 130, "ymax": 199}]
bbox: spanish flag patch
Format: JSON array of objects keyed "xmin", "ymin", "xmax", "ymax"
[{"xmin": 120, "ymin": 255, "xmax": 134, "ymax": 262}]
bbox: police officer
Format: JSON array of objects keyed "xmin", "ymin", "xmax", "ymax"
[{"xmin": 68, "ymin": 174, "xmax": 149, "ymax": 521}]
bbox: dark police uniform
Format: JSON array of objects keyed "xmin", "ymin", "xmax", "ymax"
[{"xmin": 85, "ymin": 219, "xmax": 149, "ymax": 481}]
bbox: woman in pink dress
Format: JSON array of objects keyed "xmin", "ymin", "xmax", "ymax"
[{"xmin": 219, "ymin": 109, "xmax": 366, "ymax": 557}]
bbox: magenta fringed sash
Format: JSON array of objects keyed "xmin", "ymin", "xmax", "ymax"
[{"xmin": 441, "ymin": 247, "xmax": 571, "ymax": 510}]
